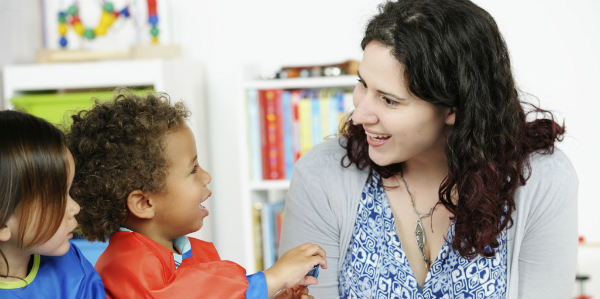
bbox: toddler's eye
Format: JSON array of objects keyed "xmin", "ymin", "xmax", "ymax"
[{"xmin": 191, "ymin": 165, "xmax": 198, "ymax": 174}]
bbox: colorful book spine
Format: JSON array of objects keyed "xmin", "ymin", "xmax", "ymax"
[
  {"xmin": 319, "ymin": 89, "xmax": 330, "ymax": 140},
  {"xmin": 310, "ymin": 90, "xmax": 322, "ymax": 147},
  {"xmin": 290, "ymin": 90, "xmax": 301, "ymax": 163},
  {"xmin": 264, "ymin": 90, "xmax": 284, "ymax": 180},
  {"xmin": 328, "ymin": 89, "xmax": 341, "ymax": 137},
  {"xmin": 298, "ymin": 90, "xmax": 312, "ymax": 155},
  {"xmin": 274, "ymin": 90, "xmax": 285, "ymax": 179},
  {"xmin": 258, "ymin": 90, "xmax": 269, "ymax": 180},
  {"xmin": 282, "ymin": 91, "xmax": 293, "ymax": 179},
  {"xmin": 250, "ymin": 88, "xmax": 353, "ymax": 177},
  {"xmin": 271, "ymin": 201, "xmax": 285, "ymax": 258},
  {"xmin": 261, "ymin": 202, "xmax": 275, "ymax": 269},
  {"xmin": 252, "ymin": 203, "xmax": 264, "ymax": 271},
  {"xmin": 340, "ymin": 91, "xmax": 352, "ymax": 131},
  {"xmin": 246, "ymin": 89, "xmax": 262, "ymax": 181}
]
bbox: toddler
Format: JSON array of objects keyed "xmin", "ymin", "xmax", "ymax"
[
  {"xmin": 66, "ymin": 89, "xmax": 326, "ymax": 299},
  {"xmin": 0, "ymin": 110, "xmax": 105, "ymax": 298}
]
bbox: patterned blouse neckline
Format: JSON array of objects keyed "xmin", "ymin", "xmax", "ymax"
[{"xmin": 339, "ymin": 170, "xmax": 507, "ymax": 299}]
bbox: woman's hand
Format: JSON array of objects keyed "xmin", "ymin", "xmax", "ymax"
[{"xmin": 263, "ymin": 242, "xmax": 327, "ymax": 298}]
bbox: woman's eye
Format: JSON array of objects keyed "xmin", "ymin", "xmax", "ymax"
[
  {"xmin": 357, "ymin": 79, "xmax": 367, "ymax": 89},
  {"xmin": 383, "ymin": 97, "xmax": 398, "ymax": 106}
]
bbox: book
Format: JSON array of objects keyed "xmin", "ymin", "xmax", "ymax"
[
  {"xmin": 246, "ymin": 89, "xmax": 262, "ymax": 181},
  {"xmin": 319, "ymin": 89, "xmax": 330, "ymax": 140},
  {"xmin": 252, "ymin": 203, "xmax": 264, "ymax": 271},
  {"xmin": 290, "ymin": 90, "xmax": 301, "ymax": 164},
  {"xmin": 263, "ymin": 90, "xmax": 284, "ymax": 180},
  {"xmin": 270, "ymin": 201, "xmax": 285, "ymax": 260},
  {"xmin": 282, "ymin": 91, "xmax": 294, "ymax": 179},
  {"xmin": 310, "ymin": 90, "xmax": 322, "ymax": 147},
  {"xmin": 298, "ymin": 90, "xmax": 312, "ymax": 155},
  {"xmin": 261, "ymin": 201, "xmax": 285, "ymax": 268},
  {"xmin": 258, "ymin": 90, "xmax": 269, "ymax": 180}
]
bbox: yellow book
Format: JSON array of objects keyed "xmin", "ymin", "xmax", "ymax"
[
  {"xmin": 298, "ymin": 94, "xmax": 312, "ymax": 155},
  {"xmin": 253, "ymin": 203, "xmax": 264, "ymax": 272}
]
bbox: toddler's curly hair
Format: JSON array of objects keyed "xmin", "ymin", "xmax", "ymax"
[{"xmin": 66, "ymin": 88, "xmax": 190, "ymax": 242}]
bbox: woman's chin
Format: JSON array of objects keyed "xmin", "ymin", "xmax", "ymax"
[{"xmin": 368, "ymin": 150, "xmax": 399, "ymax": 167}]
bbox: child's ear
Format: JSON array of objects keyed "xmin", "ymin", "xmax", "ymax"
[
  {"xmin": 0, "ymin": 224, "xmax": 12, "ymax": 242},
  {"xmin": 127, "ymin": 190, "xmax": 155, "ymax": 220}
]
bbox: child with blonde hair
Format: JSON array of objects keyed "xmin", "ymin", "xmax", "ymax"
[
  {"xmin": 0, "ymin": 110, "xmax": 105, "ymax": 298},
  {"xmin": 67, "ymin": 89, "xmax": 325, "ymax": 299}
]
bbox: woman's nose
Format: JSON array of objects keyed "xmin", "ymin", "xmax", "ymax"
[{"xmin": 352, "ymin": 97, "xmax": 378, "ymax": 125}]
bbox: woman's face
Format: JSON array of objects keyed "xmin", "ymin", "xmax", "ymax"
[{"xmin": 352, "ymin": 42, "xmax": 455, "ymax": 167}]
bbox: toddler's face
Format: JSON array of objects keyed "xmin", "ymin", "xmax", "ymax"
[
  {"xmin": 151, "ymin": 124, "xmax": 211, "ymax": 239},
  {"xmin": 7, "ymin": 150, "xmax": 80, "ymax": 256}
]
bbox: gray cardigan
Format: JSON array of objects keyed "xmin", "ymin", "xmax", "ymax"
[{"xmin": 279, "ymin": 138, "xmax": 578, "ymax": 299}]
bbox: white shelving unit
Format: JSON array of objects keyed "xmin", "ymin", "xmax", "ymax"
[
  {"xmin": 237, "ymin": 75, "xmax": 358, "ymax": 273},
  {"xmin": 2, "ymin": 59, "xmax": 213, "ymax": 242}
]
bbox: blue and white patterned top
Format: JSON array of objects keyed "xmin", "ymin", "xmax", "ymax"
[{"xmin": 339, "ymin": 171, "xmax": 507, "ymax": 299}]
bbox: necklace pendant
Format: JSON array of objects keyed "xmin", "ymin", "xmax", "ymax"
[{"xmin": 415, "ymin": 219, "xmax": 432, "ymax": 268}]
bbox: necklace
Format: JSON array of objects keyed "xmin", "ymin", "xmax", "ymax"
[{"xmin": 399, "ymin": 172, "xmax": 434, "ymax": 268}]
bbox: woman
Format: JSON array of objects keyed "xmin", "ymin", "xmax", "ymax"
[{"xmin": 279, "ymin": 0, "xmax": 578, "ymax": 298}]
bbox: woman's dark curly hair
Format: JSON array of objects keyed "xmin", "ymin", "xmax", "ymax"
[
  {"xmin": 341, "ymin": 0, "xmax": 565, "ymax": 259},
  {"xmin": 66, "ymin": 88, "xmax": 190, "ymax": 242}
]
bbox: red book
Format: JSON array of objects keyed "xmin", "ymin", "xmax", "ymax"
[
  {"xmin": 258, "ymin": 90, "xmax": 269, "ymax": 180},
  {"xmin": 290, "ymin": 90, "xmax": 301, "ymax": 163},
  {"xmin": 274, "ymin": 90, "xmax": 285, "ymax": 179},
  {"xmin": 263, "ymin": 90, "xmax": 284, "ymax": 180}
]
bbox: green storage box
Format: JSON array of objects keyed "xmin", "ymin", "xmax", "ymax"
[
  {"xmin": 10, "ymin": 89, "xmax": 150, "ymax": 127},
  {"xmin": 10, "ymin": 91, "xmax": 114, "ymax": 127}
]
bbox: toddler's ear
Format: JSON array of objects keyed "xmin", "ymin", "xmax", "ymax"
[
  {"xmin": 0, "ymin": 224, "xmax": 11, "ymax": 242},
  {"xmin": 127, "ymin": 190, "xmax": 155, "ymax": 220}
]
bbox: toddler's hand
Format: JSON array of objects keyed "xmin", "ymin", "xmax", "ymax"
[
  {"xmin": 263, "ymin": 243, "xmax": 327, "ymax": 298},
  {"xmin": 273, "ymin": 285, "xmax": 312, "ymax": 299}
]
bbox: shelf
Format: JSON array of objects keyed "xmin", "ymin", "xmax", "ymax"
[
  {"xmin": 249, "ymin": 180, "xmax": 291, "ymax": 190},
  {"xmin": 579, "ymin": 243, "xmax": 600, "ymax": 248},
  {"xmin": 244, "ymin": 75, "xmax": 358, "ymax": 90}
]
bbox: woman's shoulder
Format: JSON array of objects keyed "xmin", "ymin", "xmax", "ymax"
[
  {"xmin": 296, "ymin": 138, "xmax": 346, "ymax": 167},
  {"xmin": 516, "ymin": 148, "xmax": 578, "ymax": 212},
  {"xmin": 295, "ymin": 137, "xmax": 363, "ymax": 175},
  {"xmin": 529, "ymin": 148, "xmax": 576, "ymax": 175},
  {"xmin": 527, "ymin": 148, "xmax": 578, "ymax": 187}
]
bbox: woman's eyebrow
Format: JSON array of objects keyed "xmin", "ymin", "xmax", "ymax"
[{"xmin": 358, "ymin": 70, "xmax": 406, "ymax": 101}]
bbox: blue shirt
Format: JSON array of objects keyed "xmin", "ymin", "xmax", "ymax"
[
  {"xmin": 339, "ymin": 171, "xmax": 507, "ymax": 298},
  {"xmin": 0, "ymin": 243, "xmax": 106, "ymax": 299}
]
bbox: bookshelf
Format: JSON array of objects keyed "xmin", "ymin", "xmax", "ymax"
[{"xmin": 238, "ymin": 74, "xmax": 358, "ymax": 273}]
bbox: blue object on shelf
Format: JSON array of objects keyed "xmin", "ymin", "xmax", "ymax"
[
  {"xmin": 148, "ymin": 15, "xmax": 159, "ymax": 25},
  {"xmin": 70, "ymin": 239, "xmax": 109, "ymax": 266}
]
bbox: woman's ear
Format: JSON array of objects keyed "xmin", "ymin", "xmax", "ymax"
[
  {"xmin": 445, "ymin": 108, "xmax": 456, "ymax": 126},
  {"xmin": 127, "ymin": 190, "xmax": 155, "ymax": 220}
]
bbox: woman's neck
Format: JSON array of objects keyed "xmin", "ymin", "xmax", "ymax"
[
  {"xmin": 0, "ymin": 244, "xmax": 32, "ymax": 282},
  {"xmin": 401, "ymin": 133, "xmax": 449, "ymax": 185}
]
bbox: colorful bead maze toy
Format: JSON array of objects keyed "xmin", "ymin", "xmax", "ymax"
[{"xmin": 57, "ymin": 0, "xmax": 159, "ymax": 48}]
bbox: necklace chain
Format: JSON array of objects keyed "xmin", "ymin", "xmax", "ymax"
[{"xmin": 399, "ymin": 171, "xmax": 435, "ymax": 268}]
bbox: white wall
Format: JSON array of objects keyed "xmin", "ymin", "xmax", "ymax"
[{"xmin": 1, "ymin": 0, "xmax": 598, "ymax": 296}]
